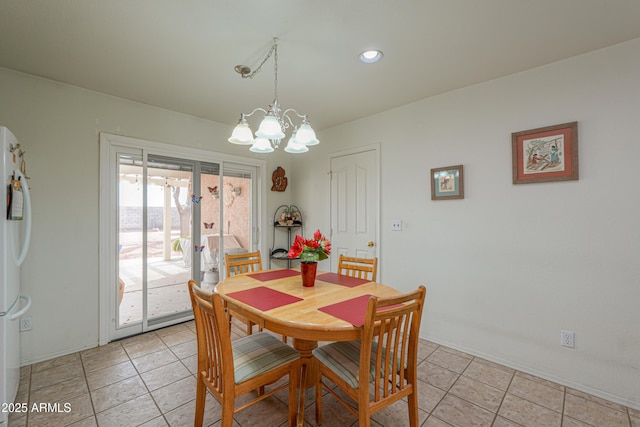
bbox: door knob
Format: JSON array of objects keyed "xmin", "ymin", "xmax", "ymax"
[{"xmin": 367, "ymin": 241, "xmax": 375, "ymax": 247}]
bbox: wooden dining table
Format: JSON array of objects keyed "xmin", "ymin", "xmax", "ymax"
[{"xmin": 215, "ymin": 268, "xmax": 401, "ymax": 388}]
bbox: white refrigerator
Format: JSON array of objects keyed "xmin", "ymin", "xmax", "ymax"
[{"xmin": 0, "ymin": 126, "xmax": 32, "ymax": 426}]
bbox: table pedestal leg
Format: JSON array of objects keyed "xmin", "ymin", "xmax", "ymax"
[{"xmin": 292, "ymin": 338, "xmax": 319, "ymax": 389}]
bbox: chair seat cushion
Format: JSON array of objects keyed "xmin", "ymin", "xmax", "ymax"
[
  {"xmin": 313, "ymin": 340, "xmax": 381, "ymax": 388},
  {"xmin": 233, "ymin": 332, "xmax": 299, "ymax": 383}
]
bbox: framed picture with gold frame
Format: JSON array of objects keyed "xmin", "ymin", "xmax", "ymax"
[
  {"xmin": 430, "ymin": 165, "xmax": 464, "ymax": 200},
  {"xmin": 512, "ymin": 121, "xmax": 578, "ymax": 184}
]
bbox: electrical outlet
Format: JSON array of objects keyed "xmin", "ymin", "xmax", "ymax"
[
  {"xmin": 561, "ymin": 330, "xmax": 575, "ymax": 348},
  {"xmin": 391, "ymin": 219, "xmax": 402, "ymax": 231},
  {"xmin": 19, "ymin": 316, "xmax": 32, "ymax": 332}
]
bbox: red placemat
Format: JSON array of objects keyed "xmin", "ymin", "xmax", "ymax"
[
  {"xmin": 226, "ymin": 286, "xmax": 303, "ymax": 311},
  {"xmin": 316, "ymin": 272, "xmax": 370, "ymax": 287},
  {"xmin": 247, "ymin": 269, "xmax": 300, "ymax": 282},
  {"xmin": 318, "ymin": 294, "xmax": 401, "ymax": 327}
]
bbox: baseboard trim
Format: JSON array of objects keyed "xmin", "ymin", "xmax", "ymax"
[
  {"xmin": 422, "ymin": 335, "xmax": 640, "ymax": 412},
  {"xmin": 20, "ymin": 342, "xmax": 98, "ymax": 367}
]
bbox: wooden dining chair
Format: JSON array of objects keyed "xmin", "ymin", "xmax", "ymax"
[
  {"xmin": 313, "ymin": 286, "xmax": 426, "ymax": 427},
  {"xmin": 224, "ymin": 250, "xmax": 263, "ymax": 336},
  {"xmin": 225, "ymin": 250, "xmax": 263, "ymax": 276},
  {"xmin": 188, "ymin": 280, "xmax": 302, "ymax": 427},
  {"xmin": 337, "ymin": 254, "xmax": 378, "ymax": 281}
]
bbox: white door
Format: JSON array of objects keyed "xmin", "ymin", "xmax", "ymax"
[{"xmin": 330, "ymin": 145, "xmax": 380, "ymax": 273}]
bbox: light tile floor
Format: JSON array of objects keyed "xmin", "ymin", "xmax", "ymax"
[{"xmin": 10, "ymin": 321, "xmax": 640, "ymax": 427}]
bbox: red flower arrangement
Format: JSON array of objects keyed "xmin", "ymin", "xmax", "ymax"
[{"xmin": 288, "ymin": 229, "xmax": 331, "ymax": 263}]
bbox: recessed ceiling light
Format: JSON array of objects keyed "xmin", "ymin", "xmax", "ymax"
[{"xmin": 359, "ymin": 49, "xmax": 383, "ymax": 64}]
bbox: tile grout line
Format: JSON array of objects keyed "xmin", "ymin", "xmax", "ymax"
[
  {"xmin": 25, "ymin": 365, "xmax": 33, "ymax": 427},
  {"xmin": 122, "ymin": 336, "xmax": 168, "ymax": 427},
  {"xmin": 491, "ymin": 367, "xmax": 518, "ymax": 426},
  {"xmin": 560, "ymin": 386, "xmax": 567, "ymax": 426},
  {"xmin": 80, "ymin": 348, "xmax": 99, "ymax": 427},
  {"xmin": 419, "ymin": 344, "xmax": 466, "ymax": 426},
  {"xmin": 141, "ymin": 331, "xmax": 195, "ymax": 426},
  {"xmin": 427, "ymin": 348, "xmax": 462, "ymax": 427}
]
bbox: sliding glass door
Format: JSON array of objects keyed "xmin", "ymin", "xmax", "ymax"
[
  {"xmin": 101, "ymin": 135, "xmax": 262, "ymax": 342},
  {"xmin": 115, "ymin": 153, "xmax": 200, "ymax": 338}
]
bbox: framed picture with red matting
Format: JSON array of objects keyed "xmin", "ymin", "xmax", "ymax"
[{"xmin": 512, "ymin": 121, "xmax": 578, "ymax": 184}]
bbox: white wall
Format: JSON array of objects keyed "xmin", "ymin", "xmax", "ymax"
[
  {"xmin": 0, "ymin": 67, "xmax": 293, "ymax": 363},
  {"xmin": 291, "ymin": 39, "xmax": 640, "ymax": 408}
]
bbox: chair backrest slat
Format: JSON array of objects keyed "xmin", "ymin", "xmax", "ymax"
[{"xmin": 337, "ymin": 254, "xmax": 378, "ymax": 281}]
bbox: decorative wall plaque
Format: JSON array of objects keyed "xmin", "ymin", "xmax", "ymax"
[{"xmin": 271, "ymin": 166, "xmax": 288, "ymax": 192}]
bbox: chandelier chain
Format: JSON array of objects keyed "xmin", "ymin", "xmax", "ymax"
[
  {"xmin": 273, "ymin": 42, "xmax": 278, "ymax": 102},
  {"xmin": 240, "ymin": 38, "xmax": 278, "ymax": 86}
]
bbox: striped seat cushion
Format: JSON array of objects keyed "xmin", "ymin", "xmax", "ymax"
[
  {"xmin": 233, "ymin": 332, "xmax": 300, "ymax": 384},
  {"xmin": 313, "ymin": 340, "xmax": 383, "ymax": 388}
]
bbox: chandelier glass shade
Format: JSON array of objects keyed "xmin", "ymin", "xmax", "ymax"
[{"xmin": 228, "ymin": 38, "xmax": 319, "ymax": 153}]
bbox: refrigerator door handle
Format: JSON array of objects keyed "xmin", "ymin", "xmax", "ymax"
[
  {"xmin": 8, "ymin": 294, "xmax": 32, "ymax": 320},
  {"xmin": 11, "ymin": 169, "xmax": 32, "ymax": 266}
]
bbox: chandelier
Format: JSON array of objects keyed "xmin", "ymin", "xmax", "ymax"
[{"xmin": 228, "ymin": 38, "xmax": 319, "ymax": 154}]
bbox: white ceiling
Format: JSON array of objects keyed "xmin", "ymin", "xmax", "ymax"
[{"xmin": 2, "ymin": 1, "xmax": 640, "ymax": 131}]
